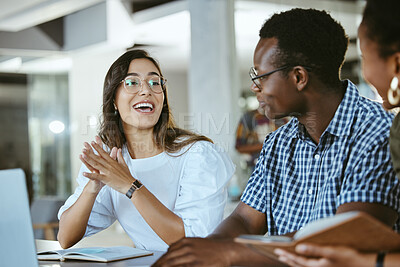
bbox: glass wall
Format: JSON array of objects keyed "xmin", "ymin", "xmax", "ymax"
[
  {"xmin": 0, "ymin": 74, "xmax": 32, "ymax": 201},
  {"xmin": 28, "ymin": 74, "xmax": 71, "ymax": 198}
]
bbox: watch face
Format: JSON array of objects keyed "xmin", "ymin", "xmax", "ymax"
[{"xmin": 126, "ymin": 180, "xmax": 142, "ymax": 199}]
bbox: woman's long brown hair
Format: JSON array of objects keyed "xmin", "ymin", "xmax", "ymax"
[{"xmin": 99, "ymin": 49, "xmax": 212, "ymax": 154}]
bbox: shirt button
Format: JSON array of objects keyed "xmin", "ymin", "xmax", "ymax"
[
  {"xmin": 314, "ymin": 154, "xmax": 320, "ymax": 160},
  {"xmin": 308, "ymin": 189, "xmax": 313, "ymax": 194}
]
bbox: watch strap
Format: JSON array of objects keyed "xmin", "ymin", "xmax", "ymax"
[
  {"xmin": 376, "ymin": 252, "xmax": 386, "ymax": 267},
  {"xmin": 125, "ymin": 179, "xmax": 143, "ymax": 199}
]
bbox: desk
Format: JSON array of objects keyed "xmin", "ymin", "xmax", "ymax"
[{"xmin": 39, "ymin": 251, "xmax": 164, "ymax": 266}]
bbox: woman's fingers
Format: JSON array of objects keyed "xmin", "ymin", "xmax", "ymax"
[
  {"xmin": 95, "ymin": 135, "xmax": 103, "ymax": 146},
  {"xmin": 82, "ymin": 148, "xmax": 107, "ymax": 171},
  {"xmin": 83, "ymin": 142, "xmax": 98, "ymax": 158},
  {"xmin": 81, "ymin": 142, "xmax": 101, "ymax": 174},
  {"xmin": 295, "ymin": 244, "xmax": 335, "ymax": 258},
  {"xmin": 79, "ymin": 154, "xmax": 99, "ymax": 174},
  {"xmin": 83, "ymin": 171, "xmax": 105, "ymax": 181},
  {"xmin": 117, "ymin": 148, "xmax": 128, "ymax": 167},
  {"xmin": 275, "ymin": 249, "xmax": 314, "ymax": 267},
  {"xmin": 80, "ymin": 138, "xmax": 121, "ymax": 185},
  {"xmin": 81, "ymin": 143, "xmax": 133, "ymax": 194},
  {"xmin": 110, "ymin": 147, "xmax": 118, "ymax": 160},
  {"xmin": 90, "ymin": 141, "xmax": 115, "ymax": 163}
]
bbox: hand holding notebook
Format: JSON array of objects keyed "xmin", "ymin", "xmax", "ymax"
[{"xmin": 235, "ymin": 211, "xmax": 400, "ymax": 259}]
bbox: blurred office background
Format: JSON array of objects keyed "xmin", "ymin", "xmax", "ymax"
[{"xmin": 0, "ymin": 0, "xmax": 374, "ymax": 240}]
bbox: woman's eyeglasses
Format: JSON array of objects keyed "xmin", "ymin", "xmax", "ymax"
[{"xmin": 121, "ymin": 76, "xmax": 167, "ymax": 94}]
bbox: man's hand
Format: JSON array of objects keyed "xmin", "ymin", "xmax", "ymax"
[
  {"xmin": 152, "ymin": 203, "xmax": 280, "ymax": 266},
  {"xmin": 152, "ymin": 238, "xmax": 235, "ymax": 267},
  {"xmin": 152, "ymin": 236, "xmax": 286, "ymax": 267}
]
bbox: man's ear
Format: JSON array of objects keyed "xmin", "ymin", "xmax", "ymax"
[{"xmin": 292, "ymin": 66, "xmax": 309, "ymax": 92}]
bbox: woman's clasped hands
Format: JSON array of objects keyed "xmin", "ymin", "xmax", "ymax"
[{"xmin": 79, "ymin": 136, "xmax": 134, "ymax": 195}]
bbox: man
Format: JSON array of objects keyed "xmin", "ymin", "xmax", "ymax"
[{"xmin": 153, "ymin": 8, "xmax": 400, "ymax": 267}]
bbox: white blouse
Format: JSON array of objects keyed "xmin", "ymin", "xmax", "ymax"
[{"xmin": 58, "ymin": 141, "xmax": 235, "ymax": 251}]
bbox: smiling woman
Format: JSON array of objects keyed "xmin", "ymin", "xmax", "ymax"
[{"xmin": 56, "ymin": 49, "xmax": 235, "ymax": 251}]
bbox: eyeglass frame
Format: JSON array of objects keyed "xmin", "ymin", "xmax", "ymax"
[
  {"xmin": 120, "ymin": 74, "xmax": 167, "ymax": 94},
  {"xmin": 249, "ymin": 65, "xmax": 312, "ymax": 90}
]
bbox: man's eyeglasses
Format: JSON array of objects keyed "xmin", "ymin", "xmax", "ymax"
[
  {"xmin": 120, "ymin": 75, "xmax": 167, "ymax": 94},
  {"xmin": 249, "ymin": 65, "xmax": 311, "ymax": 90}
]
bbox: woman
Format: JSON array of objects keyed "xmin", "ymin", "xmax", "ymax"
[
  {"xmin": 57, "ymin": 49, "xmax": 235, "ymax": 251},
  {"xmin": 275, "ymin": 0, "xmax": 400, "ymax": 266}
]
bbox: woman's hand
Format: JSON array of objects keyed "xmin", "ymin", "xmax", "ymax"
[
  {"xmin": 274, "ymin": 244, "xmax": 375, "ymax": 267},
  {"xmin": 80, "ymin": 136, "xmax": 133, "ymax": 194},
  {"xmin": 79, "ymin": 136, "xmax": 119, "ymax": 194},
  {"xmin": 79, "ymin": 136, "xmax": 105, "ymax": 193}
]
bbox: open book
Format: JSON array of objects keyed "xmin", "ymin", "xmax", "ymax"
[
  {"xmin": 37, "ymin": 246, "xmax": 153, "ymax": 262},
  {"xmin": 235, "ymin": 211, "xmax": 400, "ymax": 258}
]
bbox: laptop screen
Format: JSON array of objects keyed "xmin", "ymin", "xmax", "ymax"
[{"xmin": 0, "ymin": 168, "xmax": 38, "ymax": 267}]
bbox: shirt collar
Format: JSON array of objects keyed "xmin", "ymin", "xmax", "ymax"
[
  {"xmin": 293, "ymin": 80, "xmax": 359, "ymax": 139},
  {"xmin": 324, "ymin": 80, "xmax": 358, "ymax": 137}
]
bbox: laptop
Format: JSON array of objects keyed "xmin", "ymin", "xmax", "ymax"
[{"xmin": 0, "ymin": 168, "xmax": 39, "ymax": 267}]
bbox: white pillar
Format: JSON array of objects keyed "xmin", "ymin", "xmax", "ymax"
[{"xmin": 188, "ymin": 0, "xmax": 240, "ymax": 154}]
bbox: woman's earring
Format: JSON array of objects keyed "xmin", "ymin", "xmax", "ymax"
[
  {"xmin": 114, "ymin": 104, "xmax": 118, "ymax": 116},
  {"xmin": 388, "ymin": 77, "xmax": 400, "ymax": 105}
]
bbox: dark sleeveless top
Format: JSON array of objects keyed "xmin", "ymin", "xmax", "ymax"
[{"xmin": 390, "ymin": 113, "xmax": 400, "ymax": 179}]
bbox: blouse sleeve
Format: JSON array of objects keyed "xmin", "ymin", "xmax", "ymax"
[
  {"xmin": 173, "ymin": 141, "xmax": 235, "ymax": 237},
  {"xmin": 57, "ymin": 163, "xmax": 116, "ymax": 237}
]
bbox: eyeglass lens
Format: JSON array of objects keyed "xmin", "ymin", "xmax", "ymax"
[
  {"xmin": 123, "ymin": 76, "xmax": 164, "ymax": 94},
  {"xmin": 249, "ymin": 68, "xmax": 261, "ymax": 88}
]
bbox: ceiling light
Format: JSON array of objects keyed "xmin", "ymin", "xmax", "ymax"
[
  {"xmin": 0, "ymin": 57, "xmax": 22, "ymax": 72},
  {"xmin": 0, "ymin": 0, "xmax": 104, "ymax": 32},
  {"xmin": 49, "ymin": 120, "xmax": 65, "ymax": 134}
]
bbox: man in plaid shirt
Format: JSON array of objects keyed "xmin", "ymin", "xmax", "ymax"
[{"xmin": 154, "ymin": 8, "xmax": 400, "ymax": 267}]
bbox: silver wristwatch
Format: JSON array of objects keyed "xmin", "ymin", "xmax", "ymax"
[{"xmin": 125, "ymin": 180, "xmax": 143, "ymax": 199}]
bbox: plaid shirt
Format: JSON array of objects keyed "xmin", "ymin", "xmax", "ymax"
[{"xmin": 241, "ymin": 80, "xmax": 400, "ymax": 234}]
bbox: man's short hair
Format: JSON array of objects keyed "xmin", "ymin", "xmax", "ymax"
[{"xmin": 259, "ymin": 8, "xmax": 349, "ymax": 87}]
